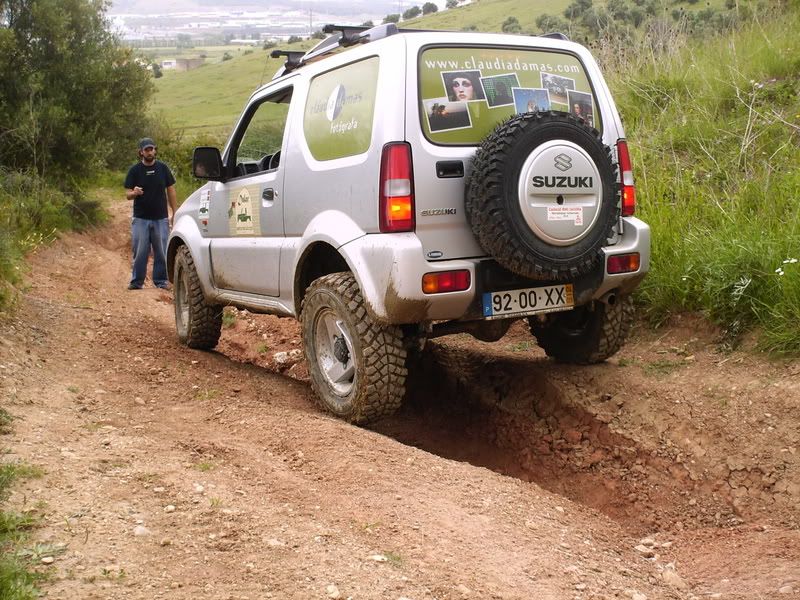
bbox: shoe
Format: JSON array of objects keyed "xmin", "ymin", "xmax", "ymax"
[
  {"xmin": 128, "ymin": 283, "xmax": 142, "ymax": 290},
  {"xmin": 155, "ymin": 283, "xmax": 171, "ymax": 290}
]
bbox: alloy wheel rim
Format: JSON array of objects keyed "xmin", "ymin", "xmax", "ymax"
[{"xmin": 313, "ymin": 307, "xmax": 355, "ymax": 398}]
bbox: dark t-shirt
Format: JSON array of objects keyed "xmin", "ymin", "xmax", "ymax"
[{"xmin": 124, "ymin": 160, "xmax": 176, "ymax": 220}]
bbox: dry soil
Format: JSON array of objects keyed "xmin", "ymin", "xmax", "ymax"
[{"xmin": 1, "ymin": 201, "xmax": 798, "ymax": 599}]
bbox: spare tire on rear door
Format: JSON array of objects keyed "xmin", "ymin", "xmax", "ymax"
[{"xmin": 465, "ymin": 111, "xmax": 618, "ymax": 281}]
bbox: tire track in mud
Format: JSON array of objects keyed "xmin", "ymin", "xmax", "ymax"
[{"xmin": 373, "ymin": 340, "xmax": 738, "ymax": 533}]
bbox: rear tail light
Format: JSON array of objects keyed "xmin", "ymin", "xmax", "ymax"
[
  {"xmin": 379, "ymin": 142, "xmax": 415, "ymax": 232},
  {"xmin": 607, "ymin": 253, "xmax": 640, "ymax": 274},
  {"xmin": 616, "ymin": 140, "xmax": 636, "ymax": 217},
  {"xmin": 422, "ymin": 270, "xmax": 471, "ymax": 294}
]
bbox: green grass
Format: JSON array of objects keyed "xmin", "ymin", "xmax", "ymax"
[
  {"xmin": 222, "ymin": 307, "xmax": 238, "ymax": 328},
  {"xmin": 151, "ymin": 41, "xmax": 314, "ymax": 137},
  {"xmin": 0, "ymin": 409, "xmax": 13, "ymax": 435},
  {"xmin": 605, "ymin": 9, "xmax": 800, "ymax": 352},
  {"xmin": 140, "ymin": 45, "xmax": 248, "ymax": 64},
  {"xmin": 402, "ymin": 0, "xmax": 572, "ymax": 32},
  {"xmin": 0, "ymin": 458, "xmax": 46, "ymax": 600}
]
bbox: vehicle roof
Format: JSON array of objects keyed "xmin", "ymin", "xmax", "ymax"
[{"xmin": 261, "ymin": 25, "xmax": 593, "ymax": 95}]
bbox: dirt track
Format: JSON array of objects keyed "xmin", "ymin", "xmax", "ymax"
[{"xmin": 1, "ymin": 198, "xmax": 798, "ymax": 599}]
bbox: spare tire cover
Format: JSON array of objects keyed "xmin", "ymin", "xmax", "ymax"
[{"xmin": 465, "ymin": 112, "xmax": 618, "ymax": 281}]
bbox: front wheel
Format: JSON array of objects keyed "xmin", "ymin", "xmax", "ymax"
[
  {"xmin": 529, "ymin": 295, "xmax": 634, "ymax": 364},
  {"xmin": 174, "ymin": 246, "xmax": 222, "ymax": 350},
  {"xmin": 301, "ymin": 272, "xmax": 407, "ymax": 424}
]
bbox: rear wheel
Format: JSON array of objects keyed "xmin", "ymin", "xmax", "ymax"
[
  {"xmin": 174, "ymin": 246, "xmax": 222, "ymax": 349},
  {"xmin": 529, "ymin": 295, "xmax": 634, "ymax": 364},
  {"xmin": 301, "ymin": 272, "xmax": 407, "ymax": 424}
]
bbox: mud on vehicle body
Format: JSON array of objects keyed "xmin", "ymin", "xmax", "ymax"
[{"xmin": 167, "ymin": 23, "xmax": 650, "ymax": 424}]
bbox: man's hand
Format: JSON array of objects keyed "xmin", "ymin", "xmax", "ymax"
[{"xmin": 126, "ymin": 187, "xmax": 144, "ymax": 200}]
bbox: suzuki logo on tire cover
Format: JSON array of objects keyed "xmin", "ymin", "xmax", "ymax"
[{"xmin": 554, "ymin": 153, "xmax": 572, "ymax": 172}]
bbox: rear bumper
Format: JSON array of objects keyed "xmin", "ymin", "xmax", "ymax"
[{"xmin": 341, "ymin": 217, "xmax": 650, "ymax": 325}]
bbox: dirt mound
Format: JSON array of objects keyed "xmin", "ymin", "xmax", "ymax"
[{"xmin": 0, "ymin": 198, "xmax": 798, "ymax": 599}]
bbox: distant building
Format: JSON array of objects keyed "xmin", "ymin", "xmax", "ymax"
[{"xmin": 161, "ymin": 58, "xmax": 205, "ymax": 71}]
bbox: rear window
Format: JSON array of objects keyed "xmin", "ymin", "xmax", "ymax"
[{"xmin": 419, "ymin": 46, "xmax": 601, "ymax": 145}]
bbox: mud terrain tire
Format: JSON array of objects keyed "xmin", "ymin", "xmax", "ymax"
[
  {"xmin": 301, "ymin": 272, "xmax": 407, "ymax": 424},
  {"xmin": 529, "ymin": 295, "xmax": 634, "ymax": 364},
  {"xmin": 466, "ymin": 112, "xmax": 618, "ymax": 280},
  {"xmin": 173, "ymin": 246, "xmax": 223, "ymax": 349}
]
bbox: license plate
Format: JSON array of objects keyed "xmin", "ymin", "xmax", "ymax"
[{"xmin": 482, "ymin": 284, "xmax": 574, "ymax": 320}]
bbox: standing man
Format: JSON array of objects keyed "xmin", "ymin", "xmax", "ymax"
[{"xmin": 124, "ymin": 137, "xmax": 177, "ymax": 290}]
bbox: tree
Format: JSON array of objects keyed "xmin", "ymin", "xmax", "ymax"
[
  {"xmin": 535, "ymin": 13, "xmax": 569, "ymax": 33},
  {"xmin": 361, "ymin": 20, "xmax": 374, "ymax": 27},
  {"xmin": 151, "ymin": 62, "xmax": 163, "ymax": 78},
  {"xmin": 502, "ymin": 16, "xmax": 522, "ymax": 33},
  {"xmin": 0, "ymin": 0, "xmax": 153, "ymax": 179},
  {"xmin": 564, "ymin": 0, "xmax": 593, "ymax": 20},
  {"xmin": 402, "ymin": 6, "xmax": 422, "ymax": 19},
  {"xmin": 176, "ymin": 33, "xmax": 193, "ymax": 49},
  {"xmin": 287, "ymin": 35, "xmax": 303, "ymax": 44},
  {"xmin": 383, "ymin": 13, "xmax": 401, "ymax": 24},
  {"xmin": 446, "ymin": 0, "xmax": 458, "ymax": 8},
  {"xmin": 422, "ymin": 2, "xmax": 438, "ymax": 14}
]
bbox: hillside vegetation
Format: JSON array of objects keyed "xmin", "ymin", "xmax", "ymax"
[
  {"xmin": 0, "ymin": 0, "xmax": 152, "ymax": 310},
  {"xmin": 602, "ymin": 10, "xmax": 800, "ymax": 351}
]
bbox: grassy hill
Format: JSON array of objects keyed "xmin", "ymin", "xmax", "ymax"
[
  {"xmin": 401, "ymin": 0, "xmax": 572, "ymax": 31},
  {"xmin": 152, "ymin": 48, "xmax": 294, "ymax": 136}
]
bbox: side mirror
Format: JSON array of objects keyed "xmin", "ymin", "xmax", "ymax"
[{"xmin": 192, "ymin": 147, "xmax": 224, "ymax": 181}]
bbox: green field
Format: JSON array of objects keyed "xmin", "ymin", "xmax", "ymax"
[
  {"xmin": 140, "ymin": 44, "xmax": 245, "ymax": 63},
  {"xmin": 402, "ymin": 0, "xmax": 572, "ymax": 30},
  {"xmin": 150, "ymin": 41, "xmax": 314, "ymax": 138}
]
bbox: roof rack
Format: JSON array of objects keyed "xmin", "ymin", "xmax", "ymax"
[
  {"xmin": 269, "ymin": 24, "xmax": 571, "ymax": 80},
  {"xmin": 270, "ymin": 23, "xmax": 399, "ymax": 79},
  {"xmin": 539, "ymin": 32, "xmax": 569, "ymax": 40},
  {"xmin": 269, "ymin": 49, "xmax": 305, "ymax": 72}
]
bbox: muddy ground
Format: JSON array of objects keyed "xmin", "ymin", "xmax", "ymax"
[{"xmin": 0, "ymin": 200, "xmax": 798, "ymax": 599}]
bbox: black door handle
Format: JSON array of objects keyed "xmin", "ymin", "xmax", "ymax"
[
  {"xmin": 262, "ymin": 188, "xmax": 275, "ymax": 201},
  {"xmin": 436, "ymin": 160, "xmax": 464, "ymax": 178}
]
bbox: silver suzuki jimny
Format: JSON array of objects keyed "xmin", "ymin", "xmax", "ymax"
[{"xmin": 167, "ymin": 23, "xmax": 650, "ymax": 424}]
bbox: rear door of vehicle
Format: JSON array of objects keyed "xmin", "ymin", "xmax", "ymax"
[{"xmin": 407, "ymin": 37, "xmax": 607, "ymax": 263}]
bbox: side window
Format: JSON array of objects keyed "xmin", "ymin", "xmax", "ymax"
[{"xmin": 231, "ymin": 87, "xmax": 292, "ymax": 177}]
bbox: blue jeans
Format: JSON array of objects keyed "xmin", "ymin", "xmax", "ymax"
[{"xmin": 130, "ymin": 217, "xmax": 169, "ymax": 287}]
